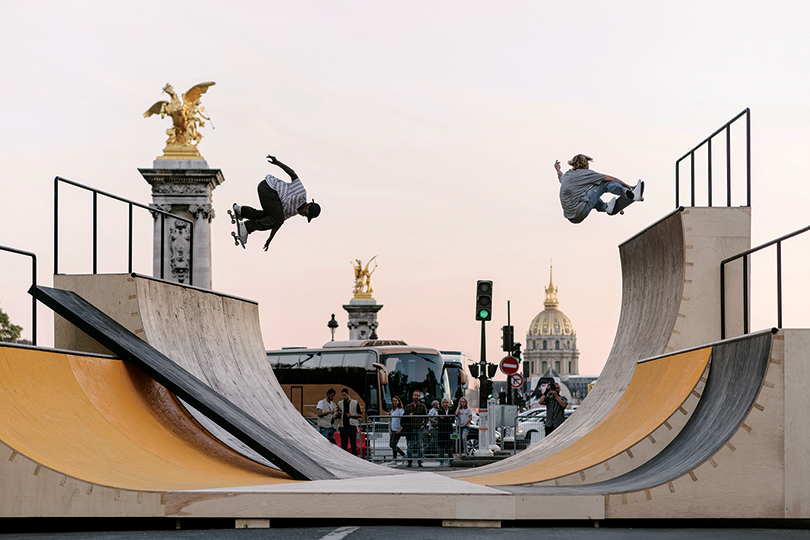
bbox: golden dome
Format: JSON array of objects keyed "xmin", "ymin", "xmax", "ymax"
[{"xmin": 527, "ymin": 266, "xmax": 575, "ymax": 337}]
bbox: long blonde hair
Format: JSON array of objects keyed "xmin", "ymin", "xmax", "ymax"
[{"xmin": 568, "ymin": 154, "xmax": 593, "ymax": 170}]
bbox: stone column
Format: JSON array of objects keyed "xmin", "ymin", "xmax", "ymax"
[
  {"xmin": 342, "ymin": 298, "xmax": 383, "ymax": 341},
  {"xmin": 138, "ymin": 160, "xmax": 224, "ymax": 289}
]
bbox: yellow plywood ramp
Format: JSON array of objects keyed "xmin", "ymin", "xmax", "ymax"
[
  {"xmin": 464, "ymin": 347, "xmax": 712, "ymax": 486},
  {"xmin": 0, "ymin": 346, "xmax": 292, "ymax": 491}
]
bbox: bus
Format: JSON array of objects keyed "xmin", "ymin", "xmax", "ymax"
[
  {"xmin": 440, "ymin": 350, "xmax": 479, "ymax": 410},
  {"xmin": 267, "ymin": 340, "xmax": 451, "ymax": 420}
]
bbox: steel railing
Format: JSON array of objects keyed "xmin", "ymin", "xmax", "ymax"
[
  {"xmin": 0, "ymin": 246, "xmax": 37, "ymax": 345},
  {"xmin": 721, "ymin": 223, "xmax": 810, "ymax": 338},
  {"xmin": 363, "ymin": 414, "xmax": 472, "ymax": 463},
  {"xmin": 676, "ymin": 108, "xmax": 750, "ymax": 208},
  {"xmin": 54, "ymin": 177, "xmax": 193, "ymax": 283}
]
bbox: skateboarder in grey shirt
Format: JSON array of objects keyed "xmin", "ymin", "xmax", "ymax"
[
  {"xmin": 231, "ymin": 155, "xmax": 321, "ymax": 250},
  {"xmin": 555, "ymin": 154, "xmax": 643, "ymax": 223}
]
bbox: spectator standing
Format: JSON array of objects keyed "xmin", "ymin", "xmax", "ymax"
[
  {"xmin": 336, "ymin": 388, "xmax": 363, "ymax": 456},
  {"xmin": 455, "ymin": 397, "xmax": 473, "ymax": 456},
  {"xmin": 388, "ymin": 396, "xmax": 407, "ymax": 463},
  {"xmin": 427, "ymin": 400, "xmax": 440, "ymax": 456},
  {"xmin": 437, "ymin": 398, "xmax": 455, "ymax": 465},
  {"xmin": 538, "ymin": 382, "xmax": 568, "ymax": 436},
  {"xmin": 404, "ymin": 390, "xmax": 427, "ymax": 468},
  {"xmin": 315, "ymin": 388, "xmax": 337, "ymax": 443}
]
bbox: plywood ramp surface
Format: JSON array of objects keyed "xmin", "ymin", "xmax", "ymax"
[
  {"xmin": 53, "ymin": 273, "xmax": 391, "ymax": 479},
  {"xmin": 0, "ymin": 345, "xmax": 291, "ymax": 492},
  {"xmin": 463, "ymin": 347, "xmax": 711, "ymax": 486},
  {"xmin": 451, "ymin": 207, "xmax": 751, "ymax": 478}
]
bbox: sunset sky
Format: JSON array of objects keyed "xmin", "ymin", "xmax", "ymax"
[{"xmin": 2, "ymin": 1, "xmax": 810, "ymax": 378}]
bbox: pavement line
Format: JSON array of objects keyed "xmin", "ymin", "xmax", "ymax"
[{"xmin": 319, "ymin": 526, "xmax": 360, "ymax": 540}]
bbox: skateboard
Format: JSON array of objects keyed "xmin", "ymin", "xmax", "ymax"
[
  {"xmin": 228, "ymin": 204, "xmax": 246, "ymax": 248},
  {"xmin": 608, "ymin": 180, "xmax": 644, "ymax": 216}
]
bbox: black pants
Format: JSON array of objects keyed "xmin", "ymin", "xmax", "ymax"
[
  {"xmin": 341, "ymin": 425, "xmax": 358, "ymax": 455},
  {"xmin": 390, "ymin": 430, "xmax": 406, "ymax": 458},
  {"xmin": 241, "ymin": 181, "xmax": 284, "ymax": 234},
  {"xmin": 545, "ymin": 425, "xmax": 558, "ymax": 437}
]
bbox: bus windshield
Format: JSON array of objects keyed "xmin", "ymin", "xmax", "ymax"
[
  {"xmin": 380, "ymin": 351, "xmax": 449, "ymax": 409},
  {"xmin": 444, "ymin": 364, "xmax": 465, "ymax": 405}
]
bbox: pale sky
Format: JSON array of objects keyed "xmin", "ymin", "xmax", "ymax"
[{"xmin": 2, "ymin": 1, "xmax": 810, "ymax": 378}]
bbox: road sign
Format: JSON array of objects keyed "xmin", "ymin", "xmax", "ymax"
[
  {"xmin": 510, "ymin": 373, "xmax": 524, "ymax": 388},
  {"xmin": 500, "ymin": 355, "xmax": 520, "ymax": 376}
]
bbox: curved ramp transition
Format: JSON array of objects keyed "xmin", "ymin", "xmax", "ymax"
[{"xmin": 0, "ymin": 344, "xmax": 291, "ymax": 491}]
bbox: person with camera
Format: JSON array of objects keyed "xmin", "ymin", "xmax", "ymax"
[{"xmin": 538, "ymin": 381, "xmax": 568, "ymax": 436}]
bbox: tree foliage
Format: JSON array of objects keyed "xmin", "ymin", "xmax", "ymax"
[{"xmin": 0, "ymin": 307, "xmax": 23, "ymax": 342}]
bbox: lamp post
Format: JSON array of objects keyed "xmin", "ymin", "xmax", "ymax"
[{"xmin": 327, "ymin": 313, "xmax": 339, "ymax": 341}]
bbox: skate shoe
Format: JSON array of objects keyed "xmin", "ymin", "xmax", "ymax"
[
  {"xmin": 632, "ymin": 180, "xmax": 645, "ymax": 202},
  {"xmin": 605, "ymin": 197, "xmax": 618, "ymax": 215},
  {"xmin": 232, "ymin": 203, "xmax": 242, "ymax": 220}
]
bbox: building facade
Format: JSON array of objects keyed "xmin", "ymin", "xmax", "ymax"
[{"xmin": 524, "ymin": 267, "xmax": 580, "ymax": 379}]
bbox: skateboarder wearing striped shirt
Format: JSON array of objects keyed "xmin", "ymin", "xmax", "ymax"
[
  {"xmin": 555, "ymin": 154, "xmax": 643, "ymax": 224},
  {"xmin": 229, "ymin": 155, "xmax": 321, "ymax": 250}
]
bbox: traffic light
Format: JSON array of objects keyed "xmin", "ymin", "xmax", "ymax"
[
  {"xmin": 501, "ymin": 325, "xmax": 514, "ymax": 352},
  {"xmin": 487, "ymin": 362, "xmax": 498, "ymax": 378},
  {"xmin": 469, "ymin": 363, "xmax": 480, "ymax": 378},
  {"xmin": 512, "ymin": 342, "xmax": 522, "ymax": 359},
  {"xmin": 482, "ymin": 379, "xmax": 493, "ymax": 399},
  {"xmin": 475, "ymin": 280, "xmax": 493, "ymax": 321}
]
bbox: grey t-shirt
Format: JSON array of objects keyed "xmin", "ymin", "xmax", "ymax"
[{"xmin": 559, "ymin": 169, "xmax": 608, "ymax": 220}]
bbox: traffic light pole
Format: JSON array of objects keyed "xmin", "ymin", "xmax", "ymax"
[{"xmin": 479, "ymin": 319, "xmax": 487, "ymax": 410}]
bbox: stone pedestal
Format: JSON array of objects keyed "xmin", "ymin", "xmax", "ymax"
[
  {"xmin": 138, "ymin": 159, "xmax": 224, "ymax": 289},
  {"xmin": 342, "ymin": 298, "xmax": 383, "ymax": 341}
]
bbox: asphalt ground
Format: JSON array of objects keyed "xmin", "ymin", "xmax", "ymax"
[{"xmin": 3, "ymin": 524, "xmax": 810, "ymax": 540}]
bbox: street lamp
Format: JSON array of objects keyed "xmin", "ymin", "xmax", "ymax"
[{"xmin": 327, "ymin": 313, "xmax": 339, "ymax": 341}]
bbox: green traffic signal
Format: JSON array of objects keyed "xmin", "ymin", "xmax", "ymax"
[{"xmin": 478, "ymin": 308, "xmax": 490, "ymax": 319}]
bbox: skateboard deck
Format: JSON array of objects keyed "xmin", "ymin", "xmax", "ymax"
[{"xmin": 228, "ymin": 205, "xmax": 246, "ymax": 248}]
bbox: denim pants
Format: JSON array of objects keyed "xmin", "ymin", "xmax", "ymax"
[
  {"xmin": 571, "ymin": 180, "xmax": 626, "ymax": 223},
  {"xmin": 319, "ymin": 426, "xmax": 335, "ymax": 443},
  {"xmin": 407, "ymin": 428, "xmax": 424, "ymax": 462}
]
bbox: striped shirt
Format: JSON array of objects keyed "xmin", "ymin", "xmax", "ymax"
[{"xmin": 264, "ymin": 174, "xmax": 307, "ymax": 220}]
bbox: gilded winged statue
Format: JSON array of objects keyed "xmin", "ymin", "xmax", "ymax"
[
  {"xmin": 351, "ymin": 256, "xmax": 377, "ymax": 297},
  {"xmin": 143, "ymin": 82, "xmax": 215, "ymax": 154}
]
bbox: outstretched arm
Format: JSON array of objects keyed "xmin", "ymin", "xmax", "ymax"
[
  {"xmin": 604, "ymin": 175, "xmax": 633, "ymax": 190},
  {"xmin": 554, "ymin": 160, "xmax": 563, "ymax": 180},
  {"xmin": 263, "ymin": 226, "xmax": 281, "ymax": 251},
  {"xmin": 267, "ymin": 155, "xmax": 298, "ymax": 180}
]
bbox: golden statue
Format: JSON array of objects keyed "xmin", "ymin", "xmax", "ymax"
[
  {"xmin": 144, "ymin": 82, "xmax": 215, "ymax": 160},
  {"xmin": 351, "ymin": 256, "xmax": 377, "ymax": 299}
]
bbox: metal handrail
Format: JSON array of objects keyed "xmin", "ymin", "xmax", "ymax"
[
  {"xmin": 54, "ymin": 177, "xmax": 194, "ymax": 284},
  {"xmin": 720, "ymin": 223, "xmax": 810, "ymax": 338},
  {"xmin": 0, "ymin": 246, "xmax": 37, "ymax": 345},
  {"xmin": 676, "ymin": 108, "xmax": 750, "ymax": 208}
]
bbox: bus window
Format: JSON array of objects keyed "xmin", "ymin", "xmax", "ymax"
[
  {"xmin": 344, "ymin": 352, "xmax": 373, "ymax": 368},
  {"xmin": 381, "ymin": 352, "xmax": 448, "ymax": 405},
  {"xmin": 319, "ymin": 352, "xmax": 343, "ymax": 368}
]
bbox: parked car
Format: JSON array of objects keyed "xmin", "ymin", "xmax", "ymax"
[{"xmin": 513, "ymin": 406, "xmax": 577, "ymax": 448}]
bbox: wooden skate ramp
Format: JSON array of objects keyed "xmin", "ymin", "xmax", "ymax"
[
  {"xmin": 451, "ymin": 206, "xmax": 751, "ymax": 478},
  {"xmin": 34, "ymin": 284, "xmax": 331, "ymax": 481},
  {"xmin": 0, "ymin": 343, "xmax": 291, "ymax": 491},
  {"xmin": 49, "ymin": 274, "xmax": 391, "ymax": 480},
  {"xmin": 463, "ymin": 346, "xmax": 712, "ymax": 486}
]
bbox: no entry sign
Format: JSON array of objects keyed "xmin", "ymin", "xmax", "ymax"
[
  {"xmin": 510, "ymin": 373, "xmax": 524, "ymax": 388},
  {"xmin": 500, "ymin": 355, "xmax": 520, "ymax": 376}
]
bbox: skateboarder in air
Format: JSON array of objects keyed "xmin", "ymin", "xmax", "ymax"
[
  {"xmin": 554, "ymin": 154, "xmax": 644, "ymax": 224},
  {"xmin": 230, "ymin": 155, "xmax": 321, "ymax": 250}
]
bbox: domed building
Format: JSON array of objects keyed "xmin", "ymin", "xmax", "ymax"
[{"xmin": 524, "ymin": 266, "xmax": 580, "ymax": 378}]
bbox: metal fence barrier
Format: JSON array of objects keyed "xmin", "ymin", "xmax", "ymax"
[{"xmin": 363, "ymin": 414, "xmax": 472, "ymax": 464}]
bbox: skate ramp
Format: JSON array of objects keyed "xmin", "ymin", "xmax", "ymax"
[
  {"xmin": 451, "ymin": 206, "xmax": 751, "ymax": 478},
  {"xmin": 50, "ymin": 273, "xmax": 391, "ymax": 480},
  {"xmin": 0, "ymin": 343, "xmax": 291, "ymax": 491},
  {"xmin": 462, "ymin": 346, "xmax": 712, "ymax": 486},
  {"xmin": 35, "ymin": 284, "xmax": 332, "ymax": 481}
]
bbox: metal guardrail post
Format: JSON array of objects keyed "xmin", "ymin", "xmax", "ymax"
[{"xmin": 0, "ymin": 246, "xmax": 37, "ymax": 345}]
